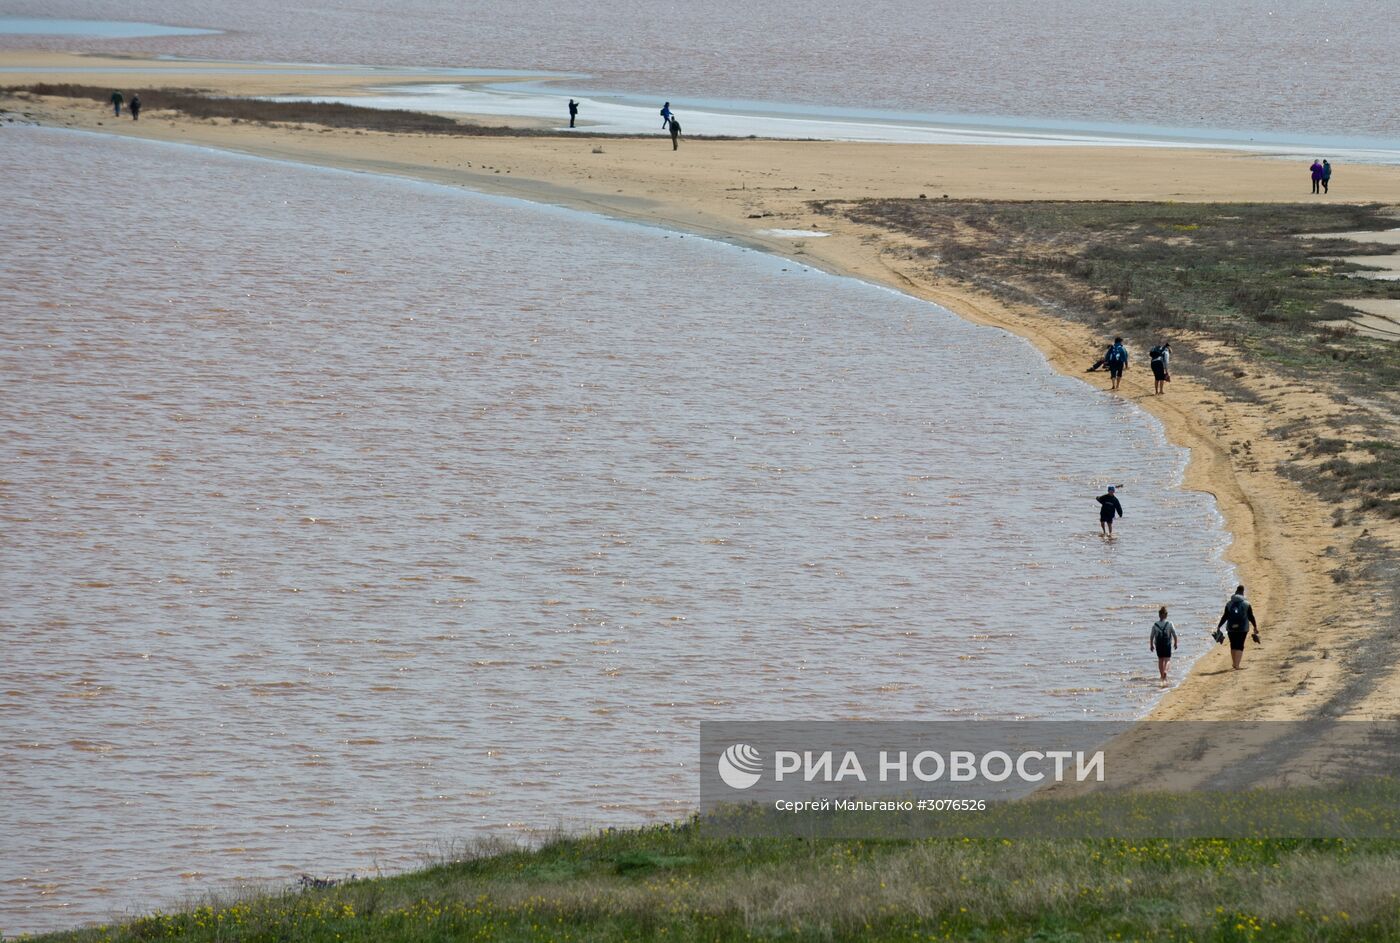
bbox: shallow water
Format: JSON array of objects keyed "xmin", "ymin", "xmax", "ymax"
[
  {"xmin": 5, "ymin": 0, "xmax": 1398, "ymax": 142},
  {"xmin": 0, "ymin": 128, "xmax": 1232, "ymax": 934},
  {"xmin": 0, "ymin": 16, "xmax": 218, "ymax": 38}
]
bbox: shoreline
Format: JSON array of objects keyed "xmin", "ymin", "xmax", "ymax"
[{"xmin": 5, "ymin": 55, "xmax": 1398, "ymax": 731}]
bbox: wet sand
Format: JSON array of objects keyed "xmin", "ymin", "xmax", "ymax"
[{"xmin": 5, "ymin": 50, "xmax": 1399, "ymax": 735}]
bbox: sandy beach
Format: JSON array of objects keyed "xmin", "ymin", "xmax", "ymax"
[{"xmin": 5, "ymin": 50, "xmax": 1399, "ymax": 736}]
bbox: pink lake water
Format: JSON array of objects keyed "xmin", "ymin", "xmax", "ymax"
[
  {"xmin": 4, "ymin": 0, "xmax": 1399, "ymax": 143},
  {"xmin": 1, "ymin": 128, "xmax": 1232, "ymax": 934}
]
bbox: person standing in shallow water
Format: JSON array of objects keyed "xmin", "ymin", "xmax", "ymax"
[
  {"xmin": 1216, "ymin": 584, "xmax": 1260, "ymax": 670},
  {"xmin": 568, "ymin": 99, "xmax": 578, "ymax": 128},
  {"xmin": 1150, "ymin": 606, "xmax": 1178, "ymax": 683},
  {"xmin": 1322, "ymin": 159, "xmax": 1332, "ymax": 194},
  {"xmin": 670, "ymin": 116, "xmax": 682, "ymax": 150},
  {"xmin": 1310, "ymin": 159, "xmax": 1324, "ymax": 194},
  {"xmin": 1097, "ymin": 485, "xmax": 1123, "ymax": 536},
  {"xmin": 129, "ymin": 95, "xmax": 141, "ymax": 121},
  {"xmin": 110, "ymin": 90, "xmax": 123, "ymax": 117}
]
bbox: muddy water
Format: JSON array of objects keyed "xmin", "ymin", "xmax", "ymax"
[{"xmin": 0, "ymin": 128, "xmax": 1232, "ymax": 933}]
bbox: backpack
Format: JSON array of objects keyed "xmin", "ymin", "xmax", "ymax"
[
  {"xmin": 1107, "ymin": 343, "xmax": 1127, "ymax": 367},
  {"xmin": 1150, "ymin": 345, "xmax": 1164, "ymax": 363},
  {"xmin": 1152, "ymin": 621, "xmax": 1173, "ymax": 646},
  {"xmin": 1225, "ymin": 595, "xmax": 1248, "ymax": 629}
]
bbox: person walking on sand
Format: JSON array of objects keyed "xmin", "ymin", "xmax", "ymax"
[
  {"xmin": 110, "ymin": 90, "xmax": 123, "ymax": 117},
  {"xmin": 1104, "ymin": 336, "xmax": 1129, "ymax": 390},
  {"xmin": 1322, "ymin": 159, "xmax": 1332, "ymax": 194},
  {"xmin": 1150, "ymin": 606, "xmax": 1178, "ymax": 683},
  {"xmin": 1311, "ymin": 159, "xmax": 1324, "ymax": 194},
  {"xmin": 129, "ymin": 94, "xmax": 141, "ymax": 121},
  {"xmin": 1216, "ymin": 584, "xmax": 1260, "ymax": 670},
  {"xmin": 568, "ymin": 98, "xmax": 579, "ymax": 128},
  {"xmin": 670, "ymin": 115, "xmax": 682, "ymax": 150},
  {"xmin": 1096, "ymin": 485, "xmax": 1123, "ymax": 536},
  {"xmin": 660, "ymin": 101, "xmax": 672, "ymax": 129},
  {"xmin": 1149, "ymin": 341, "xmax": 1170, "ymax": 395}
]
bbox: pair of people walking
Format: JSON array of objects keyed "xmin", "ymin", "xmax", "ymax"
[
  {"xmin": 1310, "ymin": 159, "xmax": 1332, "ymax": 194},
  {"xmin": 1149, "ymin": 586, "xmax": 1262, "ymax": 682},
  {"xmin": 1089, "ymin": 336, "xmax": 1171, "ymax": 394},
  {"xmin": 661, "ymin": 102, "xmax": 682, "ymax": 149},
  {"xmin": 108, "ymin": 90, "xmax": 140, "ymax": 120},
  {"xmin": 563, "ymin": 98, "xmax": 681, "ymax": 147}
]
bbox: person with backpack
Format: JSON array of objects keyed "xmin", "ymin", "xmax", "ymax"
[
  {"xmin": 1096, "ymin": 485, "xmax": 1123, "ymax": 536},
  {"xmin": 1150, "ymin": 606, "xmax": 1178, "ymax": 683},
  {"xmin": 1104, "ymin": 336, "xmax": 1129, "ymax": 390},
  {"xmin": 660, "ymin": 101, "xmax": 673, "ymax": 129},
  {"xmin": 1149, "ymin": 341, "xmax": 1171, "ymax": 395},
  {"xmin": 1216, "ymin": 584, "xmax": 1260, "ymax": 670}
]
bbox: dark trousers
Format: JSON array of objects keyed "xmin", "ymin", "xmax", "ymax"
[{"xmin": 1312, "ymin": 179, "xmax": 1321, "ymax": 193}]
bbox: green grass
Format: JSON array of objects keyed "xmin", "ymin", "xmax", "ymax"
[{"xmin": 26, "ymin": 822, "xmax": 1400, "ymax": 941}]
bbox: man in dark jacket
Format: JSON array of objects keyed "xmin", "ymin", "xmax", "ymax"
[
  {"xmin": 1096, "ymin": 485, "xmax": 1123, "ymax": 536},
  {"xmin": 1217, "ymin": 584, "xmax": 1260, "ymax": 670}
]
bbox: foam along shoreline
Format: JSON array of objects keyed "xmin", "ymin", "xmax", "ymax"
[{"xmin": 271, "ymin": 81, "xmax": 1400, "ymax": 162}]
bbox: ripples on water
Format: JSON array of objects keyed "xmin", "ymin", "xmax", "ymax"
[
  {"xmin": 5, "ymin": 0, "xmax": 1398, "ymax": 140},
  {"xmin": 1, "ymin": 128, "xmax": 1231, "ymax": 933}
]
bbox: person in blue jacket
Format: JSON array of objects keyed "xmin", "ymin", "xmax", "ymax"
[{"xmin": 1104, "ymin": 337, "xmax": 1129, "ymax": 391}]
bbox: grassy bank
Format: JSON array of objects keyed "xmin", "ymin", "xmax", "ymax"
[
  {"xmin": 27, "ymin": 820, "xmax": 1400, "ymax": 942},
  {"xmin": 821, "ymin": 199, "xmax": 1400, "ymax": 521}
]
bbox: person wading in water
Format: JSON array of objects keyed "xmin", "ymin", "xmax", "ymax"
[
  {"xmin": 1150, "ymin": 606, "xmax": 1179, "ymax": 684},
  {"xmin": 1096, "ymin": 485, "xmax": 1123, "ymax": 536}
]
